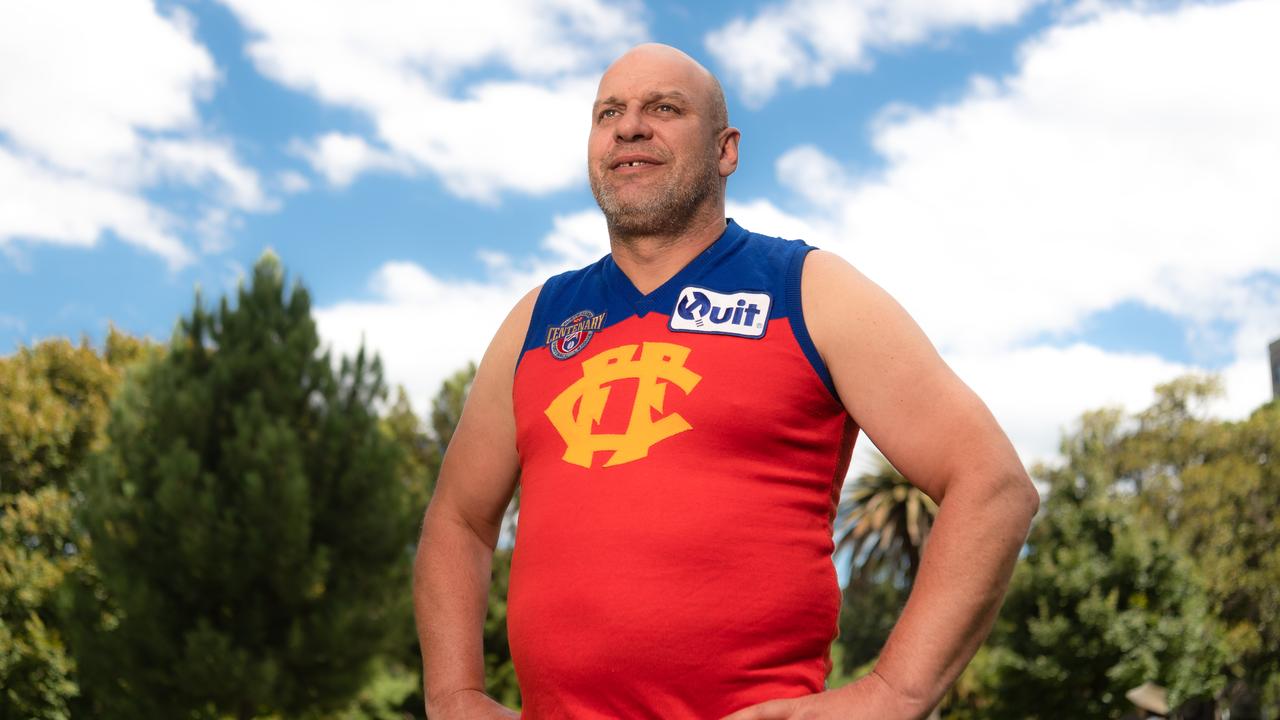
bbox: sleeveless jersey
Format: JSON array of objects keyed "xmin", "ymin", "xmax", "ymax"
[{"xmin": 508, "ymin": 219, "xmax": 859, "ymax": 719}]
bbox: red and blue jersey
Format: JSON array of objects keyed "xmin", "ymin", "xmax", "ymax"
[{"xmin": 509, "ymin": 219, "xmax": 859, "ymax": 718}]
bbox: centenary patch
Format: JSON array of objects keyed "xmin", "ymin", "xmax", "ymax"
[{"xmin": 545, "ymin": 309, "xmax": 606, "ymax": 360}]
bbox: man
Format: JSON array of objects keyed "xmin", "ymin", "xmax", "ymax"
[{"xmin": 414, "ymin": 44, "xmax": 1039, "ymax": 720}]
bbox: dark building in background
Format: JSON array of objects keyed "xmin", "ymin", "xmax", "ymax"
[{"xmin": 1271, "ymin": 337, "xmax": 1280, "ymax": 400}]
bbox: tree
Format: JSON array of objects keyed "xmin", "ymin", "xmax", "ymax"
[
  {"xmin": 1, "ymin": 329, "xmax": 150, "ymax": 495},
  {"xmin": 387, "ymin": 362, "xmax": 524, "ymax": 715},
  {"xmin": 1040, "ymin": 375, "xmax": 1280, "ymax": 716},
  {"xmin": 415, "ymin": 361, "xmax": 523, "ymax": 703},
  {"xmin": 70, "ymin": 254, "xmax": 416, "ymax": 719},
  {"xmin": 0, "ymin": 330, "xmax": 152, "ymax": 719},
  {"xmin": 382, "ymin": 385, "xmax": 440, "ymax": 525},
  {"xmin": 1126, "ymin": 378, "xmax": 1280, "ymax": 716},
  {"xmin": 424, "ymin": 362, "xmax": 520, "ymax": 551},
  {"xmin": 947, "ymin": 400, "xmax": 1230, "ymax": 719},
  {"xmin": 828, "ymin": 572, "xmax": 908, "ymax": 687},
  {"xmin": 833, "ymin": 454, "xmax": 938, "ymax": 589},
  {"xmin": 0, "ymin": 485, "xmax": 80, "ymax": 720},
  {"xmin": 483, "ymin": 548, "xmax": 521, "ymax": 707},
  {"xmin": 828, "ymin": 453, "xmax": 937, "ymax": 682}
]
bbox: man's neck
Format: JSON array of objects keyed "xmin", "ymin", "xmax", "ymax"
[{"xmin": 607, "ymin": 209, "xmax": 727, "ymax": 295}]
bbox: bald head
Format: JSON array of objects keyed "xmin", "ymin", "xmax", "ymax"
[
  {"xmin": 598, "ymin": 43, "xmax": 729, "ymax": 132},
  {"xmin": 587, "ymin": 43, "xmax": 740, "ymax": 241}
]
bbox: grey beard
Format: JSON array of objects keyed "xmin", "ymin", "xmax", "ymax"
[{"xmin": 591, "ymin": 162, "xmax": 719, "ymax": 238}]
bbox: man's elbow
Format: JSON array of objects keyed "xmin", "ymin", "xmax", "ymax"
[
  {"xmin": 999, "ymin": 467, "xmax": 1040, "ymax": 528},
  {"xmin": 952, "ymin": 463, "xmax": 1039, "ymax": 525}
]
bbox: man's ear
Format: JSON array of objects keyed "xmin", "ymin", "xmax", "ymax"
[{"xmin": 718, "ymin": 127, "xmax": 741, "ymax": 178}]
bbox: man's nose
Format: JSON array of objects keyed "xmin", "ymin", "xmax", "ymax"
[{"xmin": 615, "ymin": 108, "xmax": 652, "ymax": 142}]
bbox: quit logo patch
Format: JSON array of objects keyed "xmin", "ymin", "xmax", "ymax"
[{"xmin": 669, "ymin": 286, "xmax": 770, "ymax": 339}]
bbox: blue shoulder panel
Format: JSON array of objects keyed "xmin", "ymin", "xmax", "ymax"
[
  {"xmin": 516, "ymin": 255, "xmax": 636, "ymax": 372},
  {"xmin": 714, "ymin": 228, "xmax": 836, "ymax": 400}
]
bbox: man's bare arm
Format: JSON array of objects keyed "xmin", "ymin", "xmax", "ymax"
[
  {"xmin": 413, "ymin": 286, "xmax": 539, "ymax": 719},
  {"xmin": 803, "ymin": 250, "xmax": 1040, "ymax": 716}
]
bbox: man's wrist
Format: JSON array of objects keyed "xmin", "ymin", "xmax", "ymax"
[
  {"xmin": 844, "ymin": 666, "xmax": 936, "ymax": 717},
  {"xmin": 425, "ymin": 686, "xmax": 487, "ymax": 716}
]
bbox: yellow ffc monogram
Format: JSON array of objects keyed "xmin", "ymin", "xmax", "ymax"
[{"xmin": 545, "ymin": 342, "xmax": 702, "ymax": 468}]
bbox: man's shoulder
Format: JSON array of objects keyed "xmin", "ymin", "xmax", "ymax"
[
  {"xmin": 539, "ymin": 252, "xmax": 612, "ymax": 292},
  {"xmin": 707, "ymin": 220, "xmax": 819, "ymax": 293},
  {"xmin": 732, "ymin": 220, "xmax": 817, "ymax": 261}
]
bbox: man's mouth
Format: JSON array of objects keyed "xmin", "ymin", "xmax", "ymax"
[{"xmin": 610, "ymin": 155, "xmax": 664, "ymax": 171}]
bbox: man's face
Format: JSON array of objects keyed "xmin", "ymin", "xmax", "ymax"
[{"xmin": 588, "ymin": 50, "xmax": 726, "ymax": 236}]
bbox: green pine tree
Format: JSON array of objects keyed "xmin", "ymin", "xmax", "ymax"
[{"xmin": 70, "ymin": 254, "xmax": 415, "ymax": 719}]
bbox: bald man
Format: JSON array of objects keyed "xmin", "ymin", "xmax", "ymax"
[{"xmin": 413, "ymin": 44, "xmax": 1039, "ymax": 720}]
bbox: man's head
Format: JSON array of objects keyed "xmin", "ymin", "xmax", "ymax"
[{"xmin": 588, "ymin": 44, "xmax": 739, "ymax": 239}]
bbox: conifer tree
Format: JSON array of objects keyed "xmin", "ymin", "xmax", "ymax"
[{"xmin": 71, "ymin": 254, "xmax": 413, "ymax": 719}]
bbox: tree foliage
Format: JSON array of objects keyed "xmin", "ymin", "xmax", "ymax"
[
  {"xmin": 833, "ymin": 454, "xmax": 937, "ymax": 589},
  {"xmin": 828, "ymin": 574, "xmax": 908, "ymax": 686},
  {"xmin": 828, "ymin": 454, "xmax": 934, "ymax": 688},
  {"xmin": 0, "ymin": 330, "xmax": 152, "ymax": 719},
  {"xmin": 70, "ymin": 255, "xmax": 416, "ymax": 719},
  {"xmin": 0, "ymin": 486, "xmax": 80, "ymax": 720},
  {"xmin": 0, "ymin": 277, "xmax": 526, "ymax": 718},
  {"xmin": 389, "ymin": 362, "xmax": 523, "ymax": 714},
  {"xmin": 946, "ymin": 375, "xmax": 1280, "ymax": 719},
  {"xmin": 971, "ymin": 459, "xmax": 1227, "ymax": 718},
  {"xmin": 1, "ymin": 330, "xmax": 149, "ymax": 495},
  {"xmin": 437, "ymin": 361, "xmax": 524, "ymax": 708},
  {"xmin": 1130, "ymin": 378, "xmax": 1280, "ymax": 715}
]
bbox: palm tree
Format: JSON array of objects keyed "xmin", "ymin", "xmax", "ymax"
[
  {"xmin": 833, "ymin": 453, "xmax": 942, "ymax": 717},
  {"xmin": 833, "ymin": 452, "xmax": 938, "ymax": 591}
]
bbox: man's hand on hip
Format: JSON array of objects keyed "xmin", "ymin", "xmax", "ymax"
[
  {"xmin": 428, "ymin": 688, "xmax": 520, "ymax": 720},
  {"xmin": 717, "ymin": 672, "xmax": 933, "ymax": 720}
]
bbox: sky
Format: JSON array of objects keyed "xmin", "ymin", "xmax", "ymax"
[{"xmin": 2, "ymin": 0, "xmax": 1278, "ymax": 475}]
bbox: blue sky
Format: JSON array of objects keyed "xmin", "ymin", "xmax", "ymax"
[{"xmin": 2, "ymin": 0, "xmax": 1277, "ymax": 467}]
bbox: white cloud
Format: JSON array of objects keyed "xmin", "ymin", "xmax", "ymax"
[
  {"xmin": 0, "ymin": 1, "xmax": 211, "ymax": 178},
  {"xmin": 778, "ymin": 0, "xmax": 1280, "ymax": 351},
  {"xmin": 837, "ymin": 341, "xmax": 1197, "ymax": 482},
  {"xmin": 948, "ymin": 343, "xmax": 1196, "ymax": 466},
  {"xmin": 293, "ymin": 133, "xmax": 411, "ymax": 189},
  {"xmin": 314, "ymin": 209, "xmax": 610, "ymax": 412},
  {"xmin": 726, "ymin": 198, "xmax": 825, "ymax": 244},
  {"xmin": 1210, "ymin": 281, "xmax": 1280, "ymax": 419},
  {"xmin": 0, "ymin": 315, "xmax": 26, "ymax": 332},
  {"xmin": 0, "ymin": 0, "xmax": 267, "ymax": 268},
  {"xmin": 276, "ymin": 170, "xmax": 311, "ymax": 195},
  {"xmin": 220, "ymin": 0, "xmax": 646, "ymax": 201},
  {"xmin": 0, "ymin": 147, "xmax": 191, "ymax": 266},
  {"xmin": 730, "ymin": 0, "xmax": 1280, "ymax": 463},
  {"xmin": 706, "ymin": 0, "xmax": 1043, "ymax": 105},
  {"xmin": 142, "ymin": 139, "xmax": 269, "ymax": 211}
]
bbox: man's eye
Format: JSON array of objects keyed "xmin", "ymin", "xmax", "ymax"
[
  {"xmin": 656, "ymin": 104, "xmax": 677, "ymax": 113},
  {"xmin": 599, "ymin": 108, "xmax": 619, "ymax": 120}
]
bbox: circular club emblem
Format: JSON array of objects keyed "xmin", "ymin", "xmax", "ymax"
[{"xmin": 547, "ymin": 309, "xmax": 604, "ymax": 360}]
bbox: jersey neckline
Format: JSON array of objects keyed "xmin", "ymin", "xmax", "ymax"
[{"xmin": 602, "ymin": 218, "xmax": 748, "ymax": 317}]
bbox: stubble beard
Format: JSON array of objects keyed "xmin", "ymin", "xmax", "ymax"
[{"xmin": 590, "ymin": 152, "xmax": 720, "ymax": 241}]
